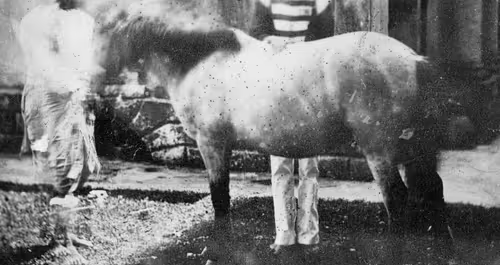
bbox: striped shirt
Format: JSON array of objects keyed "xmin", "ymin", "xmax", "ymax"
[
  {"xmin": 270, "ymin": 0, "xmax": 316, "ymax": 42},
  {"xmin": 250, "ymin": 0, "xmax": 334, "ymax": 43}
]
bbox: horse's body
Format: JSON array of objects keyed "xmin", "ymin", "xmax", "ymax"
[
  {"xmin": 102, "ymin": 5, "xmax": 470, "ymax": 262},
  {"xmin": 174, "ymin": 31, "xmax": 424, "ymax": 160}
]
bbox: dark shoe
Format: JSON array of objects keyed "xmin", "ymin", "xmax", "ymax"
[
  {"xmin": 299, "ymin": 244, "xmax": 321, "ymax": 265},
  {"xmin": 299, "ymin": 244, "xmax": 320, "ymax": 255},
  {"xmin": 274, "ymin": 244, "xmax": 303, "ymax": 265}
]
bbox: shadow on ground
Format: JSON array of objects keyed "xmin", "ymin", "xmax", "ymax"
[
  {"xmin": 0, "ymin": 181, "xmax": 209, "ymax": 204},
  {"xmin": 0, "ymin": 185, "xmax": 210, "ymax": 265},
  {"xmin": 137, "ymin": 197, "xmax": 500, "ymax": 265}
]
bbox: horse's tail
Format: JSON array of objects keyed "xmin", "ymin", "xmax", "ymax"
[
  {"xmin": 394, "ymin": 58, "xmax": 442, "ymax": 169},
  {"xmin": 414, "ymin": 58, "xmax": 479, "ymax": 151}
]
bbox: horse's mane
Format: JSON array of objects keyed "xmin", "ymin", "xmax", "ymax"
[
  {"xmin": 57, "ymin": 0, "xmax": 80, "ymax": 10},
  {"xmin": 109, "ymin": 0, "xmax": 241, "ymax": 74}
]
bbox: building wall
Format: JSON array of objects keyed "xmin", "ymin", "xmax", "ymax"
[{"xmin": 0, "ymin": 0, "xmax": 54, "ymax": 86}]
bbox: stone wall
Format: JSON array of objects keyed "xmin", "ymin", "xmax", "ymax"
[{"xmin": 0, "ymin": 87, "xmax": 23, "ymax": 153}]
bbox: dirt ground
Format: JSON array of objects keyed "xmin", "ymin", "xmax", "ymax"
[
  {"xmin": 1, "ymin": 145, "xmax": 500, "ymax": 206},
  {"xmin": 0, "ymin": 146, "xmax": 500, "ymax": 265}
]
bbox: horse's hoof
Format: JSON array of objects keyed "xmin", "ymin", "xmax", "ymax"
[{"xmin": 205, "ymin": 259, "xmax": 217, "ymax": 265}]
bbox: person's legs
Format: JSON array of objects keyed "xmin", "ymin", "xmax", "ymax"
[
  {"xmin": 47, "ymin": 96, "xmax": 95, "ymax": 251},
  {"xmin": 51, "ymin": 92, "xmax": 98, "ymax": 197},
  {"xmin": 51, "ymin": 117, "xmax": 85, "ymax": 196},
  {"xmin": 297, "ymin": 157, "xmax": 319, "ymax": 246},
  {"xmin": 270, "ymin": 155, "xmax": 297, "ymax": 248}
]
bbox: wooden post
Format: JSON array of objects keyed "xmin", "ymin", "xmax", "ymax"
[
  {"xmin": 388, "ymin": 0, "xmax": 423, "ymax": 53},
  {"xmin": 426, "ymin": 0, "xmax": 498, "ymax": 67},
  {"xmin": 217, "ymin": 0, "xmax": 256, "ymax": 33},
  {"xmin": 334, "ymin": 0, "xmax": 388, "ymax": 35},
  {"xmin": 370, "ymin": 0, "xmax": 389, "ymax": 34}
]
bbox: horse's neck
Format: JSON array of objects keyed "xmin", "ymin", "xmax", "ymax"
[
  {"xmin": 231, "ymin": 29, "xmax": 276, "ymax": 55},
  {"xmin": 148, "ymin": 29, "xmax": 273, "ymax": 99},
  {"xmin": 151, "ymin": 27, "xmax": 241, "ymax": 74}
]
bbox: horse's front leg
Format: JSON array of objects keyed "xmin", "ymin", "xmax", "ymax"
[
  {"xmin": 197, "ymin": 134, "xmax": 233, "ymax": 264},
  {"xmin": 198, "ymin": 138, "xmax": 232, "ymax": 218}
]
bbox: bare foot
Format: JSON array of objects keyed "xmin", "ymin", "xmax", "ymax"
[{"xmin": 68, "ymin": 233, "xmax": 93, "ymax": 248}]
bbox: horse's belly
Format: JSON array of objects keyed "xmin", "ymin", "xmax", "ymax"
[{"xmin": 233, "ymin": 111, "xmax": 356, "ymax": 158}]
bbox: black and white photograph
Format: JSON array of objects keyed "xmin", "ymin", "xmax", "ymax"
[{"xmin": 0, "ymin": 0, "xmax": 499, "ymax": 264}]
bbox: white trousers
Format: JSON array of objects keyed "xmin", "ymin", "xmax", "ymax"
[{"xmin": 270, "ymin": 155, "xmax": 320, "ymax": 245}]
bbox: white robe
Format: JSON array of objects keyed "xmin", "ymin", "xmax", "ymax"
[{"xmin": 18, "ymin": 2, "xmax": 100, "ymax": 191}]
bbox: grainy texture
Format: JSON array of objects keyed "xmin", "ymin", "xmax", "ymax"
[
  {"xmin": 0, "ymin": 189, "xmax": 213, "ymax": 265},
  {"xmin": 1, "ymin": 190, "xmax": 500, "ymax": 265}
]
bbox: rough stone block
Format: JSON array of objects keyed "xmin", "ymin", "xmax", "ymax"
[
  {"xmin": 97, "ymin": 97, "xmax": 141, "ymax": 124},
  {"xmin": 103, "ymin": 83, "xmax": 150, "ymax": 99},
  {"xmin": 96, "ymin": 97, "xmax": 179, "ymax": 137},
  {"xmin": 185, "ymin": 147, "xmax": 270, "ymax": 172},
  {"xmin": 151, "ymin": 146, "xmax": 186, "ymax": 165},
  {"xmin": 129, "ymin": 99, "xmax": 179, "ymax": 135},
  {"xmin": 142, "ymin": 124, "xmax": 196, "ymax": 151}
]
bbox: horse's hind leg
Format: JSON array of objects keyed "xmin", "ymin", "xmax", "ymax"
[
  {"xmin": 401, "ymin": 158, "xmax": 455, "ymax": 261},
  {"xmin": 365, "ymin": 154, "xmax": 408, "ymax": 234},
  {"xmin": 197, "ymin": 135, "xmax": 233, "ymax": 264},
  {"xmin": 365, "ymin": 153, "xmax": 407, "ymax": 264},
  {"xmin": 401, "ymin": 159, "xmax": 452, "ymax": 239}
]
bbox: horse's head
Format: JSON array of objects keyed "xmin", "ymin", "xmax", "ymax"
[{"xmin": 94, "ymin": 0, "xmax": 238, "ymax": 87}]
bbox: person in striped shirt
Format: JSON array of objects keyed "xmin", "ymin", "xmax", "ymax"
[{"xmin": 249, "ymin": 0, "xmax": 335, "ymax": 256}]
